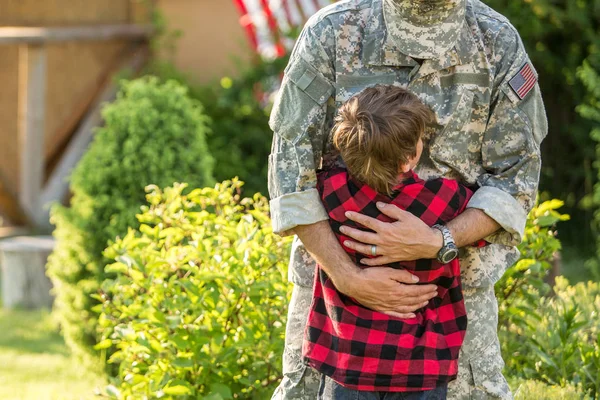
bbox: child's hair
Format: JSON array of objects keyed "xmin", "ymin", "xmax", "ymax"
[{"xmin": 332, "ymin": 85, "xmax": 433, "ymax": 195}]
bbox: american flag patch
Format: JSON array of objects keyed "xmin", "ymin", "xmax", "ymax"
[{"xmin": 509, "ymin": 62, "xmax": 537, "ymax": 100}]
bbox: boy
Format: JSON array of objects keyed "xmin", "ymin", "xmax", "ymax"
[{"xmin": 303, "ymin": 85, "xmax": 484, "ymax": 399}]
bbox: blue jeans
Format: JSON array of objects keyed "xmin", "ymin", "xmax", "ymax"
[{"xmin": 317, "ymin": 374, "xmax": 448, "ymax": 400}]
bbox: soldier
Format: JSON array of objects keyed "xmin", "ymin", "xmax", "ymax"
[{"xmin": 268, "ymin": 0, "xmax": 547, "ymax": 399}]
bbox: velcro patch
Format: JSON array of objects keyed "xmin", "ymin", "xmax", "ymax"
[{"xmin": 508, "ymin": 62, "xmax": 537, "ymax": 100}]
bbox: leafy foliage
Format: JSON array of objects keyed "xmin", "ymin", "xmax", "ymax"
[
  {"xmin": 146, "ymin": 56, "xmax": 289, "ymax": 196},
  {"xmin": 577, "ymin": 59, "xmax": 600, "ymax": 280},
  {"xmin": 496, "ymin": 200, "xmax": 569, "ymax": 328},
  {"xmin": 483, "ymin": 0, "xmax": 600, "ymax": 252},
  {"xmin": 193, "ymin": 58, "xmax": 288, "ymax": 196},
  {"xmin": 502, "ymin": 278, "xmax": 600, "ymax": 398},
  {"xmin": 497, "ymin": 201, "xmax": 600, "ymax": 397},
  {"xmin": 513, "ymin": 379, "xmax": 592, "ymax": 400},
  {"xmin": 97, "ymin": 181, "xmax": 292, "ymax": 399},
  {"xmin": 47, "ymin": 77, "xmax": 214, "ymax": 367}
]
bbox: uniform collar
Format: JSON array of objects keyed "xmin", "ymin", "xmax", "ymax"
[{"xmin": 364, "ymin": 0, "xmax": 478, "ymax": 75}]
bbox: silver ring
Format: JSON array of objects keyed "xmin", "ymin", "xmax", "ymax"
[{"xmin": 371, "ymin": 245, "xmax": 377, "ymax": 257}]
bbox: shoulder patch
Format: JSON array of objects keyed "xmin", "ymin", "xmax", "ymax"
[{"xmin": 508, "ymin": 62, "xmax": 537, "ymax": 100}]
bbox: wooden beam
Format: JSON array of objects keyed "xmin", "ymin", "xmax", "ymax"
[
  {"xmin": 44, "ymin": 42, "xmax": 147, "ymax": 176},
  {"xmin": 18, "ymin": 44, "xmax": 47, "ymax": 228},
  {"xmin": 39, "ymin": 45, "xmax": 150, "ymax": 224},
  {"xmin": 0, "ymin": 25, "xmax": 153, "ymax": 45},
  {"xmin": 0, "ymin": 186, "xmax": 30, "ymax": 227}
]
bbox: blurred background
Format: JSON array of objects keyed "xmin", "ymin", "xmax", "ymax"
[{"xmin": 0, "ymin": 0, "xmax": 598, "ymax": 399}]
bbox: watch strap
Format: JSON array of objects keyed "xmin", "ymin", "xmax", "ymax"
[{"xmin": 432, "ymin": 224, "xmax": 457, "ymax": 263}]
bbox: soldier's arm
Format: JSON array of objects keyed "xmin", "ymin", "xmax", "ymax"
[
  {"xmin": 465, "ymin": 26, "xmax": 547, "ymax": 247},
  {"xmin": 269, "ymin": 20, "xmax": 436, "ymax": 315}
]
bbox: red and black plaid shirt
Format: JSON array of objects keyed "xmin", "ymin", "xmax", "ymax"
[{"xmin": 302, "ymin": 168, "xmax": 480, "ymax": 392}]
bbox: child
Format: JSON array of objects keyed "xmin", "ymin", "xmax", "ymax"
[{"xmin": 302, "ymin": 85, "xmax": 484, "ymax": 399}]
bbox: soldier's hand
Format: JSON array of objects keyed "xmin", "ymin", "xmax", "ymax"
[
  {"xmin": 340, "ymin": 203, "xmax": 443, "ymax": 265},
  {"xmin": 332, "ymin": 266, "xmax": 438, "ymax": 319}
]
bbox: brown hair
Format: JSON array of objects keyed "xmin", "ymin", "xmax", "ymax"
[{"xmin": 332, "ymin": 85, "xmax": 433, "ymax": 195}]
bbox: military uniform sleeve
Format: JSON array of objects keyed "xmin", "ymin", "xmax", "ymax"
[
  {"xmin": 268, "ymin": 19, "xmax": 336, "ymax": 235},
  {"xmin": 467, "ymin": 26, "xmax": 548, "ymax": 246}
]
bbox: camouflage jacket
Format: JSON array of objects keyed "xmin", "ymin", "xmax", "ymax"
[{"xmin": 268, "ymin": 0, "xmax": 547, "ymax": 289}]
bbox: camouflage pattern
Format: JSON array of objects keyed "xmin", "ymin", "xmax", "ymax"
[
  {"xmin": 271, "ymin": 284, "xmax": 322, "ymax": 400},
  {"xmin": 268, "ymin": 0, "xmax": 547, "ymax": 398},
  {"xmin": 384, "ymin": 0, "xmax": 466, "ymax": 58}
]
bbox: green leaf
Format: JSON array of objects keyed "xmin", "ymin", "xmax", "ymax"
[
  {"xmin": 129, "ymin": 268, "xmax": 146, "ymax": 283},
  {"xmin": 163, "ymin": 385, "xmax": 192, "ymax": 395},
  {"xmin": 172, "ymin": 358, "xmax": 194, "ymax": 368},
  {"xmin": 203, "ymin": 394, "xmax": 224, "ymax": 400},
  {"xmin": 106, "ymin": 385, "xmax": 121, "ymax": 398},
  {"xmin": 208, "ymin": 383, "xmax": 233, "ymax": 399},
  {"xmin": 94, "ymin": 338, "xmax": 112, "ymax": 350},
  {"xmin": 105, "ymin": 262, "xmax": 128, "ymax": 274}
]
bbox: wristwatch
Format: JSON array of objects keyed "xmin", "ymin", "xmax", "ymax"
[{"xmin": 432, "ymin": 224, "xmax": 459, "ymax": 264}]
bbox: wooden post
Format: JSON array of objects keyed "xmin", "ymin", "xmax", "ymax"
[{"xmin": 17, "ymin": 44, "xmax": 47, "ymax": 229}]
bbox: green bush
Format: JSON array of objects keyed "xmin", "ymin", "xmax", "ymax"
[
  {"xmin": 502, "ymin": 278, "xmax": 600, "ymax": 398},
  {"xmin": 194, "ymin": 58, "xmax": 288, "ymax": 196},
  {"xmin": 577, "ymin": 59, "xmax": 600, "ymax": 280},
  {"xmin": 496, "ymin": 200, "xmax": 569, "ymax": 330},
  {"xmin": 512, "ymin": 379, "xmax": 592, "ymax": 400},
  {"xmin": 484, "ymin": 0, "xmax": 600, "ymax": 253},
  {"xmin": 147, "ymin": 57, "xmax": 288, "ymax": 196},
  {"xmin": 97, "ymin": 180, "xmax": 292, "ymax": 399},
  {"xmin": 497, "ymin": 200, "xmax": 600, "ymax": 397},
  {"xmin": 47, "ymin": 77, "xmax": 214, "ymax": 367}
]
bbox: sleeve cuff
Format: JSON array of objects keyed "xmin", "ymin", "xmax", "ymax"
[
  {"xmin": 466, "ymin": 186, "xmax": 527, "ymax": 246},
  {"xmin": 270, "ymin": 189, "xmax": 329, "ymax": 234}
]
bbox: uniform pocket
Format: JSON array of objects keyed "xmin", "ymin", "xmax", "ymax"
[
  {"xmin": 334, "ymin": 73, "xmax": 398, "ymax": 104},
  {"xmin": 469, "ymin": 341, "xmax": 513, "ymax": 399},
  {"xmin": 286, "ymin": 56, "xmax": 335, "ymax": 105}
]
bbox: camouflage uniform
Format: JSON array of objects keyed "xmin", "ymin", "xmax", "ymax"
[{"xmin": 268, "ymin": 0, "xmax": 547, "ymax": 398}]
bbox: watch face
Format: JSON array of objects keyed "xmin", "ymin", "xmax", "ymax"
[{"xmin": 441, "ymin": 248, "xmax": 460, "ymax": 264}]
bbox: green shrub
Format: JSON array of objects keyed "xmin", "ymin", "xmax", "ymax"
[
  {"xmin": 97, "ymin": 180, "xmax": 292, "ymax": 399},
  {"xmin": 496, "ymin": 200, "xmax": 569, "ymax": 330},
  {"xmin": 147, "ymin": 57, "xmax": 288, "ymax": 196},
  {"xmin": 503, "ymin": 278, "xmax": 600, "ymax": 397},
  {"xmin": 497, "ymin": 201, "xmax": 600, "ymax": 396},
  {"xmin": 194, "ymin": 58, "xmax": 288, "ymax": 196},
  {"xmin": 577, "ymin": 59, "xmax": 600, "ymax": 280},
  {"xmin": 47, "ymin": 77, "xmax": 214, "ymax": 367},
  {"xmin": 484, "ymin": 0, "xmax": 600, "ymax": 252},
  {"xmin": 512, "ymin": 379, "xmax": 592, "ymax": 400}
]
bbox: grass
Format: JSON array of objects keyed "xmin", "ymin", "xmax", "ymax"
[{"xmin": 0, "ymin": 308, "xmax": 106, "ymax": 400}]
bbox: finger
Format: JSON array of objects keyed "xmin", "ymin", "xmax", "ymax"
[
  {"xmin": 392, "ymin": 302, "xmax": 428, "ymax": 313},
  {"xmin": 391, "ymin": 291, "xmax": 438, "ymax": 307},
  {"xmin": 389, "ymin": 269, "xmax": 421, "ymax": 284},
  {"xmin": 376, "ymin": 202, "xmax": 410, "ymax": 220},
  {"xmin": 383, "ymin": 311, "xmax": 416, "ymax": 319},
  {"xmin": 401, "ymin": 284, "xmax": 438, "ymax": 298},
  {"xmin": 345, "ymin": 211, "xmax": 388, "ymax": 233},
  {"xmin": 339, "ymin": 226, "xmax": 381, "ymax": 245},
  {"xmin": 343, "ymin": 240, "xmax": 381, "ymax": 256},
  {"xmin": 360, "ymin": 256, "xmax": 395, "ymax": 266}
]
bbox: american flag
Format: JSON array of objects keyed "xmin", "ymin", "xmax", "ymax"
[
  {"xmin": 233, "ymin": 0, "xmax": 335, "ymax": 58},
  {"xmin": 508, "ymin": 62, "xmax": 537, "ymax": 100}
]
